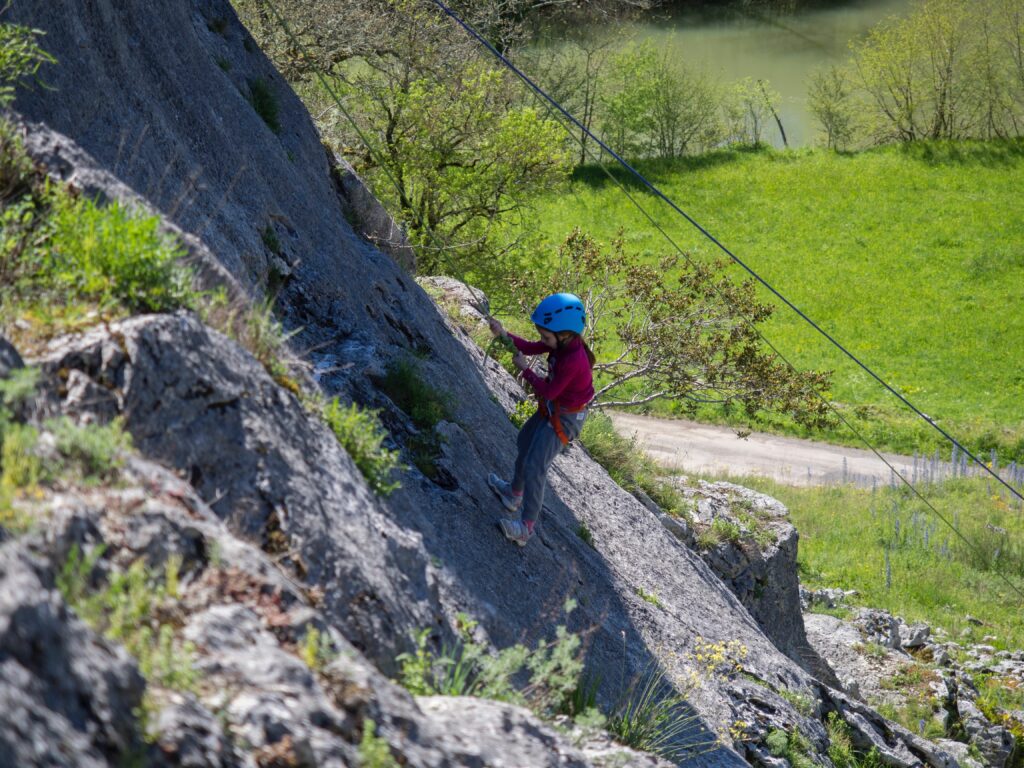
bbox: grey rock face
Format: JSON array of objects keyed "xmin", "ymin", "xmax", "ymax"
[
  {"xmin": 957, "ymin": 697, "xmax": 1016, "ymax": 768},
  {"xmin": 0, "ymin": 541, "xmax": 146, "ymax": 768},
  {"xmin": 856, "ymin": 608, "xmax": 903, "ymax": 650},
  {"xmin": 38, "ymin": 313, "xmax": 439, "ymax": 668},
  {"xmin": 678, "ymin": 481, "xmax": 837, "ymax": 685},
  {"xmin": 416, "ymin": 696, "xmax": 590, "ymax": 768},
  {"xmin": 0, "ymin": 336, "xmax": 23, "ymax": 378}
]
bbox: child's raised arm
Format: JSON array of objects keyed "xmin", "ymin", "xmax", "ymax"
[{"xmin": 508, "ymin": 333, "xmax": 550, "ymax": 356}]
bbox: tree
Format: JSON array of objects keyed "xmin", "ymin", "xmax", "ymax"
[
  {"xmin": 509, "ymin": 229, "xmax": 833, "ymax": 426},
  {"xmin": 600, "ymin": 41, "xmax": 721, "ymax": 159},
  {"xmin": 721, "ymin": 77, "xmax": 784, "ymax": 147},
  {"xmin": 807, "ymin": 65, "xmax": 856, "ymax": 150},
  {"xmin": 235, "ymin": 0, "xmax": 571, "ymax": 276}
]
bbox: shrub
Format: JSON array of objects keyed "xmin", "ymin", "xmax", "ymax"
[
  {"xmin": 765, "ymin": 728, "xmax": 816, "ymax": 768},
  {"xmin": 607, "ymin": 664, "xmax": 706, "ymax": 762},
  {"xmin": 45, "ymin": 195, "xmax": 193, "ymax": 313},
  {"xmin": 397, "ymin": 603, "xmax": 584, "ymax": 718},
  {"xmin": 0, "ymin": 21, "xmax": 55, "ymax": 107},
  {"xmin": 59, "ymin": 547, "xmax": 198, "ymax": 691},
  {"xmin": 47, "ymin": 417, "xmax": 131, "ymax": 483},
  {"xmin": 0, "ymin": 422, "xmax": 41, "ymax": 490},
  {"xmin": 358, "ymin": 719, "xmax": 398, "ymax": 768},
  {"xmin": 247, "ymin": 77, "xmax": 281, "ymax": 134},
  {"xmin": 510, "ymin": 398, "xmax": 535, "ymax": 428},
  {"xmin": 322, "ymin": 398, "xmax": 402, "ymax": 495}
]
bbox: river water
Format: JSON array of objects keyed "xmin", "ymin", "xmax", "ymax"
[{"xmin": 558, "ymin": 0, "xmax": 914, "ymax": 148}]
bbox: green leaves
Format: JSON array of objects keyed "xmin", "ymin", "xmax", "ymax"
[
  {"xmin": 0, "ymin": 22, "xmax": 55, "ymax": 107},
  {"xmin": 322, "ymin": 398, "xmax": 403, "ymax": 495}
]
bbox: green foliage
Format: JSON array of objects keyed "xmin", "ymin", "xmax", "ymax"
[
  {"xmin": 522, "ymin": 142, "xmax": 1024, "ymax": 462},
  {"xmin": 397, "ymin": 602, "xmax": 584, "ymax": 718},
  {"xmin": 47, "ymin": 417, "xmax": 132, "ymax": 483},
  {"xmin": 0, "ymin": 21, "xmax": 55, "ymax": 107},
  {"xmin": 247, "ymin": 78, "xmax": 281, "ymax": 134},
  {"xmin": 322, "ymin": 398, "xmax": 402, "ymax": 495},
  {"xmin": 722, "ymin": 77, "xmax": 781, "ymax": 147},
  {"xmin": 607, "ymin": 664, "xmax": 704, "ymax": 762},
  {"xmin": 260, "ymin": 223, "xmax": 281, "ymax": 254},
  {"xmin": 510, "ymin": 398, "xmax": 535, "ymax": 428},
  {"xmin": 59, "ymin": 547, "xmax": 198, "ymax": 691},
  {"xmin": 358, "ymin": 719, "xmax": 398, "ymax": 768},
  {"xmin": 765, "ymin": 728, "xmax": 816, "ymax": 768},
  {"xmin": 600, "ymin": 41, "xmax": 721, "ymax": 158},
  {"xmin": 826, "ymin": 712, "xmax": 885, "ymax": 768},
  {"xmin": 0, "ymin": 422, "xmax": 41, "ymax": 490},
  {"xmin": 849, "ymin": 0, "xmax": 1024, "ymax": 143},
  {"xmin": 636, "ymin": 586, "xmax": 662, "ymax": 608},
  {"xmin": 576, "ymin": 522, "xmax": 595, "ymax": 548},
  {"xmin": 301, "ymin": 626, "xmax": 339, "ymax": 673},
  {"xmin": 45, "ymin": 196, "xmax": 193, "ymax": 313},
  {"xmin": 779, "ymin": 688, "xmax": 815, "ymax": 718},
  {"xmin": 380, "ymin": 359, "xmax": 452, "ymax": 430},
  {"xmin": 807, "ymin": 65, "xmax": 857, "ymax": 151}
]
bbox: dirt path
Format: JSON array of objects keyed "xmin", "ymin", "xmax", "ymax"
[{"xmin": 609, "ymin": 412, "xmax": 918, "ymax": 488}]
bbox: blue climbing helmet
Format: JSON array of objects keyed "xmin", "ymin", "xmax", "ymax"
[{"xmin": 531, "ymin": 293, "xmax": 586, "ymax": 334}]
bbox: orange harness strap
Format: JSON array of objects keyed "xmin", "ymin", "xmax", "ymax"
[{"xmin": 536, "ymin": 397, "xmax": 587, "ymax": 446}]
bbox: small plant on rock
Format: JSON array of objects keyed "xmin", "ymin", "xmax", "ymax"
[
  {"xmin": 247, "ymin": 77, "xmax": 281, "ymax": 134},
  {"xmin": 322, "ymin": 398, "xmax": 402, "ymax": 495}
]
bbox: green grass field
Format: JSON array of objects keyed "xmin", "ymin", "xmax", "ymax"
[
  {"xmin": 697, "ymin": 471, "xmax": 1024, "ymax": 650},
  {"xmin": 518, "ymin": 140, "xmax": 1024, "ymax": 461}
]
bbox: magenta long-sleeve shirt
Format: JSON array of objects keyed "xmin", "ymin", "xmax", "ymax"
[{"xmin": 509, "ymin": 334, "xmax": 595, "ymax": 411}]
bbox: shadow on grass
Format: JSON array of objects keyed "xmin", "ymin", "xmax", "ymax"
[
  {"xmin": 570, "ymin": 144, "xmax": 775, "ymax": 191},
  {"xmin": 895, "ymin": 138, "xmax": 1024, "ymax": 167}
]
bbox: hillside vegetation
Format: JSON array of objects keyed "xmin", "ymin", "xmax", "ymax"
[{"xmin": 519, "ymin": 140, "xmax": 1024, "ymax": 461}]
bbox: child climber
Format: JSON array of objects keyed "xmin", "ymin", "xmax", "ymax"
[{"xmin": 487, "ymin": 293, "xmax": 596, "ymax": 546}]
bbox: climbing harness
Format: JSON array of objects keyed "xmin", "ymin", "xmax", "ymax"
[{"xmin": 538, "ymin": 396, "xmax": 586, "ymax": 446}]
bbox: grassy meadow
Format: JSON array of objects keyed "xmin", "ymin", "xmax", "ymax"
[
  {"xmin": 517, "ymin": 140, "xmax": 1024, "ymax": 462},
  {"xmin": 697, "ymin": 470, "xmax": 1024, "ymax": 650}
]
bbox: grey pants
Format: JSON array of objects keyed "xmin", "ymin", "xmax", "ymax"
[{"xmin": 511, "ymin": 405, "xmax": 587, "ymax": 525}]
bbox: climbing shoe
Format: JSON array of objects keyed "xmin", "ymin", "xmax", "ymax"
[
  {"xmin": 499, "ymin": 518, "xmax": 532, "ymax": 547},
  {"xmin": 487, "ymin": 473, "xmax": 522, "ymax": 514}
]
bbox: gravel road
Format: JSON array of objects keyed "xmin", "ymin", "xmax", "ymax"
[{"xmin": 609, "ymin": 412, "xmax": 918, "ymax": 487}]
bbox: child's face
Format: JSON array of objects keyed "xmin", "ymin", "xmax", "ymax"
[{"xmin": 537, "ymin": 327, "xmax": 558, "ymax": 349}]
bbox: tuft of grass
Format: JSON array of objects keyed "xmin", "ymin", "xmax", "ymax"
[
  {"xmin": 260, "ymin": 223, "xmax": 281, "ymax": 255},
  {"xmin": 47, "ymin": 417, "xmax": 131, "ymax": 484},
  {"xmin": 607, "ymin": 664, "xmax": 706, "ymax": 762},
  {"xmin": 59, "ymin": 546, "xmax": 198, "ymax": 692},
  {"xmin": 215, "ymin": 56, "xmax": 231, "ymax": 72},
  {"xmin": 636, "ymin": 586, "xmax": 662, "ymax": 608},
  {"xmin": 247, "ymin": 77, "xmax": 281, "ymax": 134},
  {"xmin": 826, "ymin": 712, "xmax": 885, "ymax": 768},
  {"xmin": 321, "ymin": 398, "xmax": 402, "ymax": 495},
  {"xmin": 579, "ymin": 411, "xmax": 686, "ymax": 517},
  {"xmin": 397, "ymin": 603, "xmax": 584, "ymax": 719},
  {"xmin": 358, "ymin": 719, "xmax": 398, "ymax": 768},
  {"xmin": 300, "ymin": 626, "xmax": 338, "ymax": 674},
  {"xmin": 576, "ymin": 522, "xmax": 595, "ymax": 548},
  {"xmin": 379, "ymin": 359, "xmax": 452, "ymax": 430},
  {"xmin": 765, "ymin": 728, "xmax": 817, "ymax": 768},
  {"xmin": 510, "ymin": 398, "xmax": 535, "ymax": 428}
]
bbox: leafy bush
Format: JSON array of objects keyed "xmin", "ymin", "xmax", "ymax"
[
  {"xmin": 59, "ymin": 546, "xmax": 198, "ymax": 691},
  {"xmin": 765, "ymin": 728, "xmax": 816, "ymax": 768},
  {"xmin": 358, "ymin": 719, "xmax": 398, "ymax": 768},
  {"xmin": 397, "ymin": 604, "xmax": 584, "ymax": 718},
  {"xmin": 322, "ymin": 398, "xmax": 402, "ymax": 495},
  {"xmin": 0, "ymin": 21, "xmax": 55, "ymax": 107},
  {"xmin": 45, "ymin": 195, "xmax": 193, "ymax": 313}
]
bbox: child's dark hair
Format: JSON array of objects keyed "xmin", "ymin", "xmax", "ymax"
[{"xmin": 558, "ymin": 331, "xmax": 597, "ymax": 369}]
